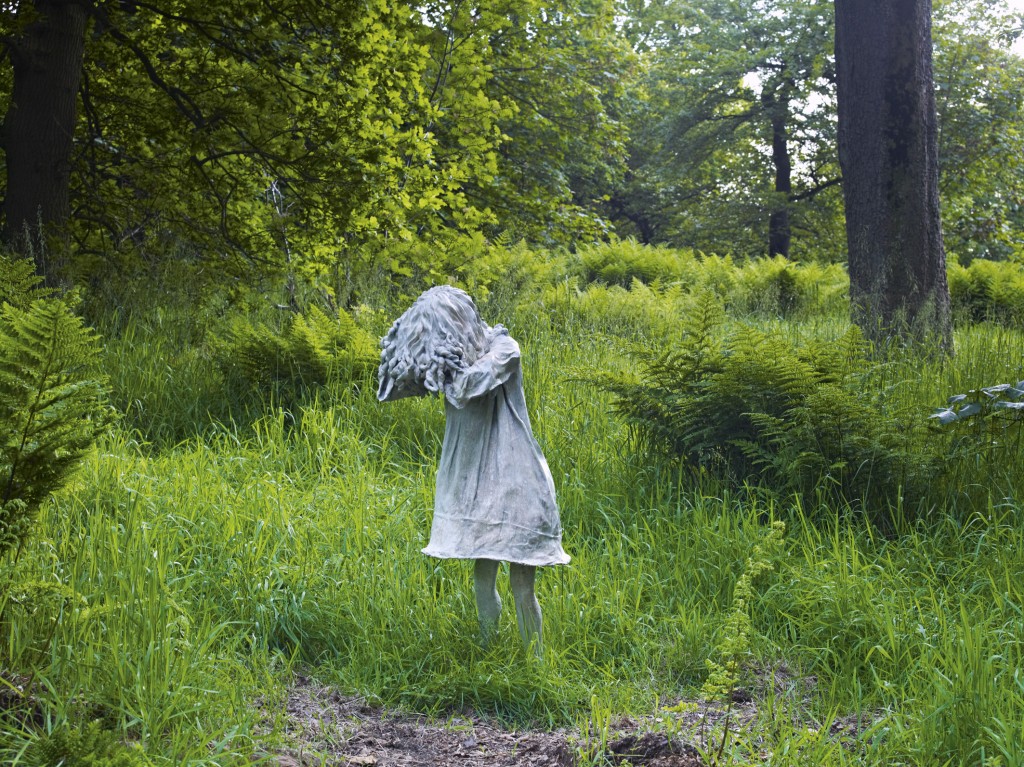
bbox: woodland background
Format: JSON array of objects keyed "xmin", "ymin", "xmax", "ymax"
[{"xmin": 2, "ymin": 1, "xmax": 1024, "ymax": 765}]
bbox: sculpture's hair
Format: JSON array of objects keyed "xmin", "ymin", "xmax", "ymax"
[{"xmin": 378, "ymin": 286, "xmax": 500, "ymax": 401}]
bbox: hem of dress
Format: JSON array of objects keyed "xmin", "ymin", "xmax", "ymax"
[{"xmin": 421, "ymin": 547, "xmax": 570, "ymax": 566}]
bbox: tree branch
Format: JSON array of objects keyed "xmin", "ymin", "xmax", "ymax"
[
  {"xmin": 95, "ymin": 14, "xmax": 208, "ymax": 129},
  {"xmin": 789, "ymin": 176, "xmax": 842, "ymax": 203}
]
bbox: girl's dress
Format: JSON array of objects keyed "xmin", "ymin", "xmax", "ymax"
[{"xmin": 422, "ymin": 330, "xmax": 570, "ymax": 566}]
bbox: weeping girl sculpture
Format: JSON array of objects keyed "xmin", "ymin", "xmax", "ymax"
[{"xmin": 378, "ymin": 286, "xmax": 569, "ymax": 653}]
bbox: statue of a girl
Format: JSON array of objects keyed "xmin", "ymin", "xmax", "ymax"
[{"xmin": 378, "ymin": 286, "xmax": 569, "ymax": 653}]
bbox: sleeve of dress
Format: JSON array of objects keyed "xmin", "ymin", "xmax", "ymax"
[{"xmin": 444, "ymin": 334, "xmax": 521, "ymax": 409}]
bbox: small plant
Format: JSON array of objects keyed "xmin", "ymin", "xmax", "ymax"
[
  {"xmin": 573, "ymin": 695, "xmax": 615, "ymax": 767},
  {"xmin": 218, "ymin": 304, "xmax": 378, "ymax": 395},
  {"xmin": 26, "ymin": 720, "xmax": 146, "ymax": 767},
  {"xmin": 0, "ymin": 296, "xmax": 112, "ymax": 561},
  {"xmin": 699, "ymin": 521, "xmax": 786, "ymax": 765},
  {"xmin": 930, "ymin": 380, "xmax": 1024, "ymax": 425},
  {"xmin": 930, "ymin": 380, "xmax": 1024, "ymax": 491}
]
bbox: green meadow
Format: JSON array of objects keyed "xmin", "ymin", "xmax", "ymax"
[{"xmin": 3, "ymin": 243, "xmax": 1024, "ymax": 766}]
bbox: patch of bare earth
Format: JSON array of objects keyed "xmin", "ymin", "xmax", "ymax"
[{"xmin": 261, "ymin": 667, "xmax": 875, "ymax": 766}]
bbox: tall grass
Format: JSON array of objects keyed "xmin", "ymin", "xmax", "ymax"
[{"xmin": 2, "ymin": 250, "xmax": 1023, "ymax": 765}]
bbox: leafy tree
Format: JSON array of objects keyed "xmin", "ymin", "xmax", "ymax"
[
  {"xmin": 482, "ymin": 0, "xmax": 630, "ymax": 245},
  {"xmin": 2, "ymin": 0, "xmax": 634, "ymax": 296},
  {"xmin": 835, "ymin": 0, "xmax": 953, "ymax": 350},
  {"xmin": 610, "ymin": 0, "xmax": 844, "ymax": 259},
  {"xmin": 414, "ymin": 0, "xmax": 630, "ymax": 248},
  {"xmin": 933, "ymin": 0, "xmax": 1024, "ymax": 262},
  {"xmin": 1, "ymin": 1, "xmax": 501, "ymax": 289}
]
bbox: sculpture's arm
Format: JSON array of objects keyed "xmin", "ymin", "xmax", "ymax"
[
  {"xmin": 444, "ymin": 333, "xmax": 520, "ymax": 409},
  {"xmin": 377, "ymin": 375, "xmax": 421, "ymax": 402}
]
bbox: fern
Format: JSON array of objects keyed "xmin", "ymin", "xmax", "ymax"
[
  {"xmin": 0, "ymin": 299, "xmax": 111, "ymax": 559},
  {"xmin": 593, "ymin": 301, "xmax": 939, "ymax": 517},
  {"xmin": 28, "ymin": 720, "xmax": 145, "ymax": 767},
  {"xmin": 948, "ymin": 258, "xmax": 1024, "ymax": 325},
  {"xmin": 219, "ymin": 304, "xmax": 377, "ymax": 395},
  {"xmin": 0, "ymin": 250, "xmax": 53, "ymax": 310}
]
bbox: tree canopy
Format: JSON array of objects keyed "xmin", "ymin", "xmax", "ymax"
[
  {"xmin": 1, "ymin": 0, "xmax": 627, "ymax": 288},
  {"xmin": 1, "ymin": 0, "xmax": 1022, "ymax": 297}
]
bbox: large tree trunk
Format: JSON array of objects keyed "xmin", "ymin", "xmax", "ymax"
[
  {"xmin": 834, "ymin": 0, "xmax": 952, "ymax": 350},
  {"xmin": 2, "ymin": 1, "xmax": 88, "ymax": 284}
]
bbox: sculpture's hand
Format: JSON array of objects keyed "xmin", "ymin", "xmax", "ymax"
[
  {"xmin": 441, "ymin": 347, "xmax": 468, "ymax": 371},
  {"xmin": 444, "ymin": 334, "xmax": 520, "ymax": 408}
]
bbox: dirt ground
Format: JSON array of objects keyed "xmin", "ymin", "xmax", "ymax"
[{"xmin": 263, "ymin": 671, "xmax": 868, "ymax": 767}]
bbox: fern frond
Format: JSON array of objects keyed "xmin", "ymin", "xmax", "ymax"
[
  {"xmin": 220, "ymin": 305, "xmax": 377, "ymax": 395},
  {"xmin": 0, "ymin": 250, "xmax": 53, "ymax": 309},
  {"xmin": 0, "ymin": 299, "xmax": 111, "ymax": 559}
]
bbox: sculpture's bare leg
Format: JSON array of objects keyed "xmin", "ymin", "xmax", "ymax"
[
  {"xmin": 510, "ymin": 563, "xmax": 542, "ymax": 656},
  {"xmin": 473, "ymin": 559, "xmax": 502, "ymax": 645}
]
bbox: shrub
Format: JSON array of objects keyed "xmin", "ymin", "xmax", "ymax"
[
  {"xmin": 217, "ymin": 304, "xmax": 378, "ymax": 396},
  {"xmin": 576, "ymin": 239, "xmax": 701, "ymax": 287},
  {"xmin": 730, "ymin": 256, "xmax": 848, "ymax": 318},
  {"xmin": 573, "ymin": 244, "xmax": 848, "ymax": 319},
  {"xmin": 460, "ymin": 240, "xmax": 566, "ymax": 321},
  {"xmin": 948, "ymin": 257, "xmax": 1024, "ymax": 325},
  {"xmin": 592, "ymin": 291, "xmax": 941, "ymax": 519},
  {"xmin": 0, "ymin": 254, "xmax": 112, "ymax": 560}
]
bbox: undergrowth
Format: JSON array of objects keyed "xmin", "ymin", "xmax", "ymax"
[{"xmin": 1, "ymin": 243, "xmax": 1022, "ymax": 766}]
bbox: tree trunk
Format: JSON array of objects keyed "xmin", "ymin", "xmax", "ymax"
[
  {"xmin": 767, "ymin": 93, "xmax": 792, "ymax": 258},
  {"xmin": 834, "ymin": 0, "xmax": 952, "ymax": 350},
  {"xmin": 2, "ymin": 1, "xmax": 88, "ymax": 284}
]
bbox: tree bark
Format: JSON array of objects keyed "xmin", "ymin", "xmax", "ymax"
[
  {"xmin": 834, "ymin": 0, "xmax": 952, "ymax": 350},
  {"xmin": 2, "ymin": 1, "xmax": 89, "ymax": 284},
  {"xmin": 766, "ymin": 89, "xmax": 792, "ymax": 258}
]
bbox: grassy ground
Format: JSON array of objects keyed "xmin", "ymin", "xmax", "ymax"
[{"xmin": 2, "ymin": 264, "xmax": 1023, "ymax": 765}]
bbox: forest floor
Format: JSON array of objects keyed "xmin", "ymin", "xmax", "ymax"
[{"xmin": 263, "ymin": 672, "xmax": 870, "ymax": 767}]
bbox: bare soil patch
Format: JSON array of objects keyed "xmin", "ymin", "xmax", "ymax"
[{"xmin": 263, "ymin": 670, "xmax": 871, "ymax": 766}]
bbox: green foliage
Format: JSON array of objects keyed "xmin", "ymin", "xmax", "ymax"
[
  {"xmin": 552, "ymin": 280, "xmax": 692, "ymax": 340},
  {"xmin": 578, "ymin": 240, "xmax": 701, "ymax": 287},
  {"xmin": 609, "ymin": 0, "xmax": 1024, "ymax": 265},
  {"xmin": 931, "ymin": 380, "xmax": 1024, "ymax": 425},
  {"xmin": 25, "ymin": 721, "xmax": 145, "ymax": 767},
  {"xmin": 415, "ymin": 0, "xmax": 630, "ymax": 247},
  {"xmin": 934, "ymin": 0, "xmax": 1024, "ymax": 262},
  {"xmin": 217, "ymin": 304, "xmax": 377, "ymax": 396},
  {"xmin": 729, "ymin": 255, "xmax": 848, "ymax": 317},
  {"xmin": 0, "ymin": 298, "xmax": 111, "ymax": 559},
  {"xmin": 594, "ymin": 291, "xmax": 939, "ymax": 516},
  {"xmin": 570, "ymin": 243, "xmax": 848, "ymax": 321},
  {"xmin": 702, "ymin": 521, "xmax": 786, "ymax": 702},
  {"xmin": 930, "ymin": 380, "xmax": 1024, "ymax": 501},
  {"xmin": 0, "ymin": 250, "xmax": 53, "ymax": 310},
  {"xmin": 948, "ymin": 257, "xmax": 1024, "ymax": 324},
  {"xmin": 4, "ymin": 0, "xmax": 632, "ymax": 292},
  {"xmin": 4, "ymin": 273, "xmax": 1024, "ymax": 764},
  {"xmin": 23, "ymin": 0, "xmax": 517, "ymax": 287},
  {"xmin": 610, "ymin": 0, "xmax": 843, "ymax": 257}
]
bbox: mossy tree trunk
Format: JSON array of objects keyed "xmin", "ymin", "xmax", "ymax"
[
  {"xmin": 834, "ymin": 0, "xmax": 953, "ymax": 351},
  {"xmin": 2, "ymin": 0, "xmax": 89, "ymax": 285}
]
